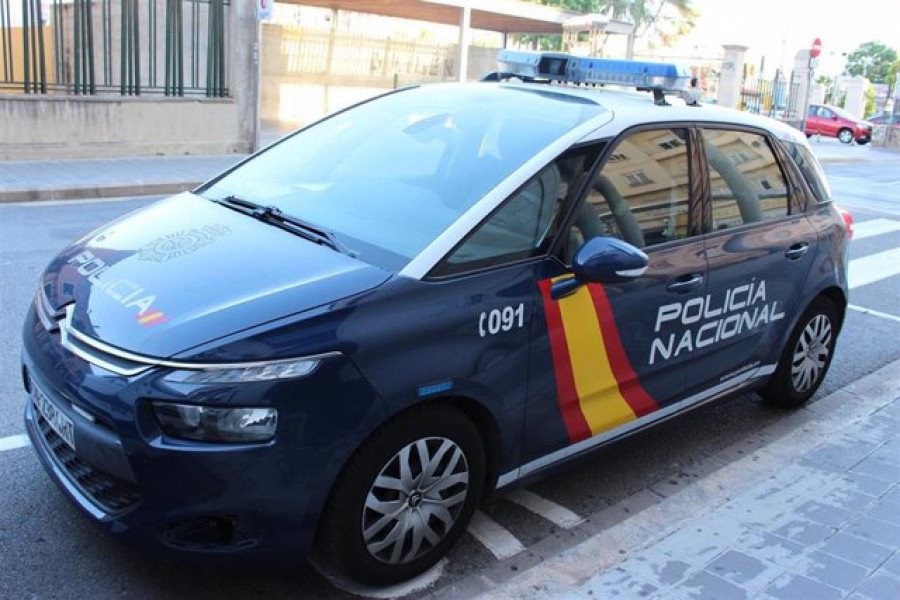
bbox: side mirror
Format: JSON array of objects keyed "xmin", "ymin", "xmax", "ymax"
[{"xmin": 552, "ymin": 237, "xmax": 648, "ymax": 299}]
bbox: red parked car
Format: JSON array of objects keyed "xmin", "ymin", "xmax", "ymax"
[{"xmin": 806, "ymin": 104, "xmax": 874, "ymax": 145}]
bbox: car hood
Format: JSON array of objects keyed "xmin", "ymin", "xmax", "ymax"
[{"xmin": 41, "ymin": 193, "xmax": 392, "ymax": 358}]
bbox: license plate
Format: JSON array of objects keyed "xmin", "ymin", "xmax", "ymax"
[{"xmin": 31, "ymin": 380, "xmax": 76, "ymax": 451}]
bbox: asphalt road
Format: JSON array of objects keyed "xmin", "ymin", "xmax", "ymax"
[{"xmin": 0, "ymin": 149, "xmax": 898, "ymax": 598}]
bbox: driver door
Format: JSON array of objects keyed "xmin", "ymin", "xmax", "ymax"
[{"xmin": 522, "ymin": 127, "xmax": 709, "ymax": 468}]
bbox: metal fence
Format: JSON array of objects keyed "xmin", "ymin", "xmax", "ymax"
[
  {"xmin": 0, "ymin": 0, "xmax": 229, "ymax": 96},
  {"xmin": 740, "ymin": 70, "xmax": 802, "ymax": 120}
]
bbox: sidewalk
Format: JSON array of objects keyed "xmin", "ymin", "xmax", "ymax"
[
  {"xmin": 0, "ymin": 128, "xmax": 288, "ymax": 203},
  {"xmin": 0, "ymin": 131, "xmax": 895, "ymax": 204},
  {"xmin": 0, "ymin": 154, "xmax": 246, "ymax": 202},
  {"xmin": 450, "ymin": 359, "xmax": 900, "ymax": 600}
]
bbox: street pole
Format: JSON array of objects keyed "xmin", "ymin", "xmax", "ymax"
[{"xmin": 253, "ymin": 20, "xmax": 261, "ymax": 153}]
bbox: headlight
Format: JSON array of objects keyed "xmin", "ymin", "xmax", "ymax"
[
  {"xmin": 162, "ymin": 357, "xmax": 320, "ymax": 384},
  {"xmin": 153, "ymin": 402, "xmax": 278, "ymax": 443}
]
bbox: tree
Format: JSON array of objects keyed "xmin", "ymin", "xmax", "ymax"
[
  {"xmin": 513, "ymin": 1, "xmax": 697, "ymax": 53},
  {"xmin": 843, "ymin": 41, "xmax": 898, "ymax": 84}
]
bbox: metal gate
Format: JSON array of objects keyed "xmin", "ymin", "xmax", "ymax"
[
  {"xmin": 739, "ymin": 68, "xmax": 802, "ymax": 120},
  {"xmin": 0, "ymin": 0, "xmax": 229, "ymax": 96}
]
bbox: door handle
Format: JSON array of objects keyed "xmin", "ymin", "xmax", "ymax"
[
  {"xmin": 785, "ymin": 243, "xmax": 810, "ymax": 260},
  {"xmin": 667, "ymin": 274, "xmax": 704, "ymax": 293}
]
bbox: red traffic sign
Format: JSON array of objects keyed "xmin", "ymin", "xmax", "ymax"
[{"xmin": 811, "ymin": 38, "xmax": 822, "ymax": 59}]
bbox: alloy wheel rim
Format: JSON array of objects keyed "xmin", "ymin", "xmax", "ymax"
[
  {"xmin": 791, "ymin": 314, "xmax": 832, "ymax": 393},
  {"xmin": 839, "ymin": 130, "xmax": 853, "ymax": 143},
  {"xmin": 362, "ymin": 437, "xmax": 469, "ymax": 564}
]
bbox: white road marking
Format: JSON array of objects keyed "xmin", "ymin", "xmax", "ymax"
[
  {"xmin": 852, "ymin": 218, "xmax": 900, "ymax": 241},
  {"xmin": 0, "ymin": 434, "xmax": 30, "ymax": 452},
  {"xmin": 311, "ymin": 557, "xmax": 446, "ymax": 598},
  {"xmin": 848, "ymin": 248, "xmax": 900, "ymax": 289},
  {"xmin": 849, "ymin": 304, "xmax": 900, "ymax": 324},
  {"xmin": 467, "ymin": 510, "xmax": 526, "ymax": 560},
  {"xmin": 504, "ymin": 488, "xmax": 584, "ymax": 529}
]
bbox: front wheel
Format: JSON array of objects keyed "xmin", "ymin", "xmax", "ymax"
[
  {"xmin": 761, "ymin": 297, "xmax": 839, "ymax": 408},
  {"xmin": 315, "ymin": 404, "xmax": 485, "ymax": 585},
  {"xmin": 838, "ymin": 128, "xmax": 854, "ymax": 144},
  {"xmin": 856, "ymin": 139, "xmax": 869, "ymax": 146}
]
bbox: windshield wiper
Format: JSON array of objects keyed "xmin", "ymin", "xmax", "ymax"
[{"xmin": 212, "ymin": 195, "xmax": 355, "ymax": 257}]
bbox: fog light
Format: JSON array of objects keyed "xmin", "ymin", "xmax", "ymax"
[{"xmin": 153, "ymin": 402, "xmax": 277, "ymax": 443}]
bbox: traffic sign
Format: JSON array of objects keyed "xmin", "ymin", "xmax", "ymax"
[{"xmin": 811, "ymin": 38, "xmax": 822, "ymax": 59}]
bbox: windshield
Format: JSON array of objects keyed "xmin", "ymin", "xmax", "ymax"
[
  {"xmin": 201, "ymin": 85, "xmax": 604, "ymax": 271},
  {"xmin": 830, "ymin": 106, "xmax": 858, "ymax": 120}
]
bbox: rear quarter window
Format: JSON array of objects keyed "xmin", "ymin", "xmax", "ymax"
[{"xmin": 784, "ymin": 141, "xmax": 832, "ymax": 204}]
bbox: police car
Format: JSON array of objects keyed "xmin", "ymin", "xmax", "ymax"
[{"xmin": 22, "ymin": 52, "xmax": 850, "ymax": 585}]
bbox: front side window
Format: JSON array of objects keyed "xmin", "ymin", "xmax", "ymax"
[
  {"xmin": 572, "ymin": 128, "xmax": 691, "ymax": 251},
  {"xmin": 435, "ymin": 146, "xmax": 600, "ymax": 275},
  {"xmin": 200, "ymin": 86, "xmax": 603, "ymax": 272},
  {"xmin": 701, "ymin": 129, "xmax": 789, "ymax": 230}
]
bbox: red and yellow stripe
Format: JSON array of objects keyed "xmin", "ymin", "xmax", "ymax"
[
  {"xmin": 136, "ymin": 309, "xmax": 167, "ymax": 326},
  {"xmin": 539, "ymin": 278, "xmax": 658, "ymax": 443}
]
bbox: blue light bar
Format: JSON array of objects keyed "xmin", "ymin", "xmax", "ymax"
[{"xmin": 496, "ymin": 50, "xmax": 693, "ymax": 92}]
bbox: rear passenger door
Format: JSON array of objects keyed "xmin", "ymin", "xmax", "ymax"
[{"xmin": 687, "ymin": 127, "xmax": 818, "ymax": 395}]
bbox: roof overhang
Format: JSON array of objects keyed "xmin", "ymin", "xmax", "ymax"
[{"xmin": 284, "ymin": 0, "xmax": 581, "ymax": 34}]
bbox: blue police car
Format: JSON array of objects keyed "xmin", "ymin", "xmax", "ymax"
[{"xmin": 22, "ymin": 53, "xmax": 850, "ymax": 585}]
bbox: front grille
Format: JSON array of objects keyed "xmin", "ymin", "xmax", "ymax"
[{"xmin": 36, "ymin": 413, "xmax": 142, "ymax": 513}]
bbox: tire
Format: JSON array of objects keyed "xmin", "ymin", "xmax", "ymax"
[
  {"xmin": 315, "ymin": 404, "xmax": 485, "ymax": 585},
  {"xmin": 838, "ymin": 128, "xmax": 854, "ymax": 144},
  {"xmin": 761, "ymin": 297, "xmax": 839, "ymax": 408},
  {"xmin": 856, "ymin": 139, "xmax": 869, "ymax": 146}
]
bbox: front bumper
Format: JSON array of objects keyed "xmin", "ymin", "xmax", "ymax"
[{"xmin": 22, "ymin": 307, "xmax": 387, "ymax": 560}]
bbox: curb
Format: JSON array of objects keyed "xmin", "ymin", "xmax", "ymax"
[
  {"xmin": 0, "ymin": 181, "xmax": 202, "ymax": 203},
  {"xmin": 425, "ymin": 359, "xmax": 900, "ymax": 599}
]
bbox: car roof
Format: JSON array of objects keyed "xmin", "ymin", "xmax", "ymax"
[{"xmin": 491, "ymin": 82, "xmax": 808, "ymax": 146}]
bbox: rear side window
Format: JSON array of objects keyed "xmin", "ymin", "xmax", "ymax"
[
  {"xmin": 784, "ymin": 141, "xmax": 832, "ymax": 203},
  {"xmin": 701, "ymin": 129, "xmax": 789, "ymax": 230}
]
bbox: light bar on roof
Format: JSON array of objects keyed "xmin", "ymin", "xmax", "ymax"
[{"xmin": 496, "ymin": 50, "xmax": 693, "ymax": 92}]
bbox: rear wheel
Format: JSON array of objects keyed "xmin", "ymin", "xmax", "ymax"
[
  {"xmin": 315, "ymin": 404, "xmax": 485, "ymax": 585},
  {"xmin": 838, "ymin": 128, "xmax": 854, "ymax": 144},
  {"xmin": 761, "ymin": 297, "xmax": 839, "ymax": 408}
]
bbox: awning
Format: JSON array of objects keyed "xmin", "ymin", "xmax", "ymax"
[{"xmin": 284, "ymin": 0, "xmax": 580, "ymax": 34}]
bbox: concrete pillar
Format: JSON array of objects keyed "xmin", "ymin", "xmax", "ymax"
[
  {"xmin": 809, "ymin": 82, "xmax": 826, "ymax": 105},
  {"xmin": 458, "ymin": 6, "xmax": 471, "ymax": 82},
  {"xmin": 231, "ymin": 1, "xmax": 258, "ymax": 152},
  {"xmin": 842, "ymin": 76, "xmax": 869, "ymax": 118},
  {"xmin": 792, "ymin": 49, "xmax": 812, "ymax": 122},
  {"xmin": 717, "ymin": 45, "xmax": 748, "ymax": 109}
]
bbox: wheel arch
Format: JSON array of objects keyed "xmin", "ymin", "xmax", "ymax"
[{"xmin": 817, "ymin": 286, "xmax": 847, "ymax": 332}]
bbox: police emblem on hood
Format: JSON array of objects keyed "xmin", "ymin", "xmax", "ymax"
[{"xmin": 138, "ymin": 224, "xmax": 231, "ymax": 262}]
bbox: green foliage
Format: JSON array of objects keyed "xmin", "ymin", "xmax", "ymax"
[
  {"xmin": 844, "ymin": 41, "xmax": 898, "ymax": 84},
  {"xmin": 512, "ymin": 1, "xmax": 697, "ymax": 53},
  {"xmin": 864, "ymin": 85, "xmax": 876, "ymax": 118}
]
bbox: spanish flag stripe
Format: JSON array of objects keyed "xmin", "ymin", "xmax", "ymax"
[
  {"xmin": 587, "ymin": 284, "xmax": 659, "ymax": 417},
  {"xmin": 555, "ymin": 286, "xmax": 636, "ymax": 436},
  {"xmin": 137, "ymin": 311, "xmax": 164, "ymax": 324},
  {"xmin": 538, "ymin": 280, "xmax": 592, "ymax": 443}
]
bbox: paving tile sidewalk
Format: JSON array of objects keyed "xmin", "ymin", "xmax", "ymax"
[
  {"xmin": 0, "ymin": 154, "xmax": 246, "ymax": 202},
  {"xmin": 469, "ymin": 359, "xmax": 900, "ymax": 600}
]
